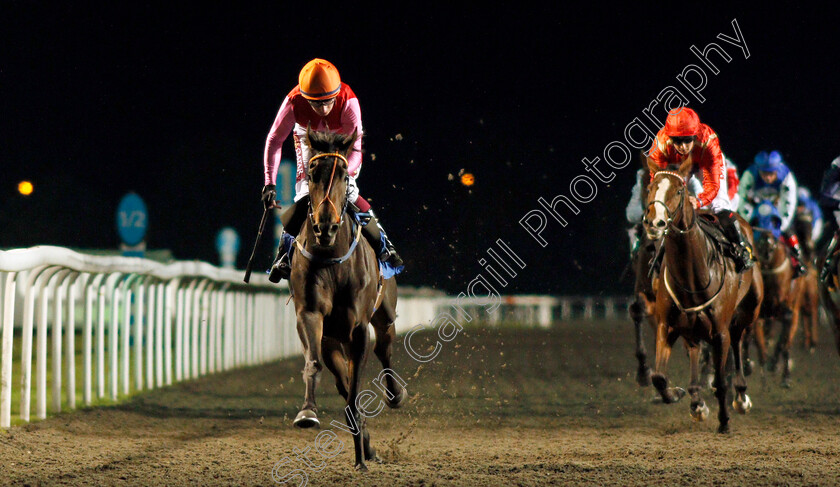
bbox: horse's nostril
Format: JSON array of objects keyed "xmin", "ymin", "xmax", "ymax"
[
  {"xmin": 329, "ymin": 223, "xmax": 339, "ymax": 234},
  {"xmin": 313, "ymin": 224, "xmax": 322, "ymax": 236},
  {"xmin": 655, "ymin": 220, "xmax": 666, "ymax": 228}
]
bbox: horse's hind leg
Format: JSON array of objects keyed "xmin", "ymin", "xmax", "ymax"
[
  {"xmin": 712, "ymin": 331, "xmax": 733, "ymax": 433},
  {"xmin": 687, "ymin": 344, "xmax": 709, "ymax": 421},
  {"xmin": 322, "ymin": 337, "xmax": 350, "ymax": 400},
  {"xmin": 347, "ymin": 324, "xmax": 375, "ymax": 470},
  {"xmin": 371, "ymin": 282, "xmax": 407, "ymax": 408},
  {"xmin": 294, "ymin": 312, "xmax": 324, "ymax": 428},
  {"xmin": 630, "ymin": 299, "xmax": 651, "ymax": 387},
  {"xmin": 730, "ymin": 326, "xmax": 752, "ymax": 414}
]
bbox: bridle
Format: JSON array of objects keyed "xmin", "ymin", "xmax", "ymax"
[
  {"xmin": 307, "ymin": 152, "xmax": 350, "ymax": 228},
  {"xmin": 646, "ymin": 170, "xmax": 696, "ymax": 234}
]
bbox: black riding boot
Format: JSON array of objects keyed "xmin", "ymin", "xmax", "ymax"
[
  {"xmin": 360, "ymin": 209, "xmax": 404, "ymax": 267},
  {"xmin": 717, "ymin": 210, "xmax": 754, "ymax": 273},
  {"xmin": 268, "ymin": 197, "xmax": 308, "ymax": 283}
]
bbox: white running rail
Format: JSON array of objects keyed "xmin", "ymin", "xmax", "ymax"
[{"xmin": 0, "ymin": 246, "xmax": 297, "ymax": 428}]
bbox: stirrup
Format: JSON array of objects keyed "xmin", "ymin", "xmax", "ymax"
[
  {"xmin": 734, "ymin": 245, "xmax": 754, "ymax": 273},
  {"xmin": 268, "ymin": 253, "xmax": 291, "ymax": 283}
]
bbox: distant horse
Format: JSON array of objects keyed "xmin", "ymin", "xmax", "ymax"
[
  {"xmin": 793, "ymin": 210, "xmax": 820, "ymax": 352},
  {"xmin": 750, "ymin": 222, "xmax": 803, "ymax": 388},
  {"xmin": 818, "ymin": 229, "xmax": 840, "ymax": 359},
  {"xmin": 643, "ymin": 158, "xmax": 763, "ymax": 433},
  {"xmin": 290, "ymin": 128, "xmax": 405, "ymax": 471},
  {"xmin": 628, "ymin": 155, "xmax": 658, "ymax": 387}
]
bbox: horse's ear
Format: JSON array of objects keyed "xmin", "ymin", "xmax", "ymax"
[
  {"xmin": 340, "ymin": 128, "xmax": 359, "ymax": 155},
  {"xmin": 677, "ymin": 155, "xmax": 693, "ymax": 178},
  {"xmin": 304, "ymin": 123, "xmax": 314, "ymax": 150},
  {"xmin": 646, "ymin": 157, "xmax": 660, "ymax": 176}
]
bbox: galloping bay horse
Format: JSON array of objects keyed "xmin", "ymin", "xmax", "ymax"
[
  {"xmin": 818, "ymin": 230, "xmax": 840, "ymax": 359},
  {"xmin": 643, "ymin": 158, "xmax": 763, "ymax": 433},
  {"xmin": 751, "ymin": 219, "xmax": 803, "ymax": 388},
  {"xmin": 290, "ymin": 128, "xmax": 405, "ymax": 470}
]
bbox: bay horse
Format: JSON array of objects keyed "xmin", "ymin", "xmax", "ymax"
[
  {"xmin": 628, "ymin": 155, "xmax": 659, "ymax": 387},
  {"xmin": 643, "ymin": 157, "xmax": 763, "ymax": 433},
  {"xmin": 818, "ymin": 229, "xmax": 840, "ymax": 359},
  {"xmin": 290, "ymin": 127, "xmax": 405, "ymax": 470},
  {"xmin": 793, "ymin": 209, "xmax": 820, "ymax": 352},
  {"xmin": 750, "ymin": 216, "xmax": 803, "ymax": 388}
]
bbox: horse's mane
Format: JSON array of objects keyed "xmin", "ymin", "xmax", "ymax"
[{"xmin": 307, "ymin": 128, "xmax": 360, "ymax": 156}]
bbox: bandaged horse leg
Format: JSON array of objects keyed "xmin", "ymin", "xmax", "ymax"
[
  {"xmin": 717, "ymin": 210, "xmax": 755, "ymax": 272},
  {"xmin": 269, "ymin": 196, "xmax": 310, "ymax": 282},
  {"xmin": 354, "ymin": 195, "xmax": 404, "ymax": 267}
]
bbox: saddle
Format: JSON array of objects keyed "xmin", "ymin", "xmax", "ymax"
[{"xmin": 646, "ymin": 213, "xmax": 739, "ymax": 276}]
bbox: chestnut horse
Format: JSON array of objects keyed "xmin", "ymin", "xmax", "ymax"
[
  {"xmin": 643, "ymin": 158, "xmax": 763, "ymax": 433},
  {"xmin": 290, "ymin": 128, "xmax": 405, "ymax": 470},
  {"xmin": 750, "ymin": 223, "xmax": 803, "ymax": 388},
  {"xmin": 793, "ymin": 211, "xmax": 821, "ymax": 352},
  {"xmin": 628, "ymin": 155, "xmax": 659, "ymax": 387}
]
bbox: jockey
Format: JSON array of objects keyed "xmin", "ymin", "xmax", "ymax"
[
  {"xmin": 818, "ymin": 155, "xmax": 840, "ymax": 279},
  {"xmin": 647, "ymin": 107, "xmax": 754, "ymax": 272},
  {"xmin": 737, "ymin": 150, "xmax": 806, "ymax": 277},
  {"xmin": 261, "ymin": 58, "xmax": 403, "ymax": 282}
]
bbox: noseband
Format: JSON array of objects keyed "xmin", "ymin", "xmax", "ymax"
[
  {"xmin": 308, "ymin": 152, "xmax": 350, "ymax": 227},
  {"xmin": 647, "ymin": 170, "xmax": 696, "ymax": 234}
]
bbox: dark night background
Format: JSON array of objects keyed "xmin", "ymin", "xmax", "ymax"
[{"xmin": 2, "ymin": 4, "xmax": 838, "ymax": 295}]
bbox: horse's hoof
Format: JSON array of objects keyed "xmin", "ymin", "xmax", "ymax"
[
  {"xmin": 355, "ymin": 462, "xmax": 368, "ymax": 472},
  {"xmin": 809, "ymin": 346, "xmax": 817, "ymax": 355},
  {"xmin": 293, "ymin": 409, "xmax": 320, "ymax": 429},
  {"xmin": 386, "ymin": 386, "xmax": 408, "ymax": 409},
  {"xmin": 672, "ymin": 387, "xmax": 687, "ymax": 402},
  {"xmin": 717, "ymin": 423, "xmax": 731, "ymax": 434},
  {"xmin": 743, "ymin": 359, "xmax": 754, "ymax": 377},
  {"xmin": 765, "ymin": 359, "xmax": 778, "ymax": 373},
  {"xmin": 781, "ymin": 378, "xmax": 792, "ymax": 389},
  {"xmin": 636, "ymin": 367, "xmax": 652, "ymax": 387},
  {"xmin": 690, "ymin": 403, "xmax": 709, "ymax": 422},
  {"xmin": 367, "ymin": 454, "xmax": 383, "ymax": 464},
  {"xmin": 733, "ymin": 394, "xmax": 752, "ymax": 414}
]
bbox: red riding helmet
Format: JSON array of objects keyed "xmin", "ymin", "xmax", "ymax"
[
  {"xmin": 664, "ymin": 107, "xmax": 700, "ymax": 137},
  {"xmin": 298, "ymin": 58, "xmax": 341, "ymax": 100}
]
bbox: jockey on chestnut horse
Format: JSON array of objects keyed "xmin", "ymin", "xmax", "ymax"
[{"xmin": 642, "ymin": 107, "xmax": 763, "ymax": 434}]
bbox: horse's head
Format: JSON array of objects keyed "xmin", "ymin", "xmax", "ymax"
[
  {"xmin": 753, "ymin": 228, "xmax": 780, "ymax": 265},
  {"xmin": 643, "ymin": 157, "xmax": 693, "ymax": 240},
  {"xmin": 751, "ymin": 199, "xmax": 783, "ymax": 264},
  {"xmin": 303, "ymin": 126, "xmax": 359, "ymax": 248}
]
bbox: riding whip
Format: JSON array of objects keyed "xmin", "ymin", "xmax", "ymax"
[{"xmin": 244, "ymin": 205, "xmax": 272, "ymax": 283}]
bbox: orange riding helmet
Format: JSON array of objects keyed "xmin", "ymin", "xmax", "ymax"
[
  {"xmin": 298, "ymin": 58, "xmax": 341, "ymax": 100},
  {"xmin": 664, "ymin": 107, "xmax": 700, "ymax": 137}
]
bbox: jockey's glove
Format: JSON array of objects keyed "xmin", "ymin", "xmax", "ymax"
[{"xmin": 261, "ymin": 184, "xmax": 277, "ymax": 209}]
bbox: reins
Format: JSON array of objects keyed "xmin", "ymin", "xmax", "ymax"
[{"xmin": 308, "ymin": 152, "xmax": 348, "ymax": 226}]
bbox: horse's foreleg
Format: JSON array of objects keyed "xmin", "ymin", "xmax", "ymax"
[
  {"xmin": 687, "ymin": 344, "xmax": 708, "ymax": 421},
  {"xmin": 347, "ymin": 324, "xmax": 376, "ymax": 470},
  {"xmin": 630, "ymin": 300, "xmax": 651, "ymax": 387},
  {"xmin": 294, "ymin": 312, "xmax": 324, "ymax": 428},
  {"xmin": 651, "ymin": 322, "xmax": 685, "ymax": 404},
  {"xmin": 712, "ymin": 332, "xmax": 732, "ymax": 433}
]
